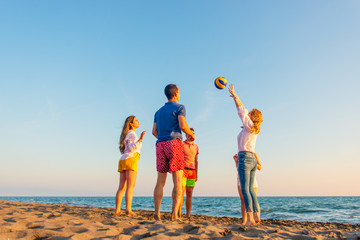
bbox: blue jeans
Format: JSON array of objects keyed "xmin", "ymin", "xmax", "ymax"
[{"xmin": 237, "ymin": 151, "xmax": 260, "ymax": 213}]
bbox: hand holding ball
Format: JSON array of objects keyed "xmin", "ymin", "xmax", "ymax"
[{"xmin": 215, "ymin": 77, "xmax": 227, "ymax": 89}]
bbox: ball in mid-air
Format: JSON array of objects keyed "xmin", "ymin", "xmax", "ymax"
[{"xmin": 215, "ymin": 76, "xmax": 227, "ymax": 89}]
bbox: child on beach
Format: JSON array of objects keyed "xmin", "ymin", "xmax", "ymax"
[
  {"xmin": 229, "ymin": 84, "xmax": 263, "ymax": 225},
  {"xmin": 115, "ymin": 116, "xmax": 146, "ymax": 216},
  {"xmin": 233, "ymin": 154, "xmax": 261, "ymax": 225},
  {"xmin": 152, "ymin": 84, "xmax": 195, "ymax": 221},
  {"xmin": 179, "ymin": 128, "xmax": 199, "ymax": 219}
]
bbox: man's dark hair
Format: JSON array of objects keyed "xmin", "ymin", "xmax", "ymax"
[
  {"xmin": 164, "ymin": 84, "xmax": 179, "ymax": 100},
  {"xmin": 190, "ymin": 128, "xmax": 194, "ymax": 132}
]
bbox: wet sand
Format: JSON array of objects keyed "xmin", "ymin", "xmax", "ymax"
[{"xmin": 0, "ymin": 200, "xmax": 359, "ymax": 239}]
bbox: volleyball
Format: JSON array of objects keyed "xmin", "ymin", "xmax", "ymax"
[{"xmin": 214, "ymin": 76, "xmax": 227, "ymax": 89}]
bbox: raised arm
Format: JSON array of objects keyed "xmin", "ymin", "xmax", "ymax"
[
  {"xmin": 178, "ymin": 115, "xmax": 195, "ymax": 140},
  {"xmin": 228, "ymin": 84, "xmax": 244, "ymax": 109}
]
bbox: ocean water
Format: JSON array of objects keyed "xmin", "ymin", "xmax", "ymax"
[{"xmin": 1, "ymin": 196, "xmax": 359, "ymax": 225}]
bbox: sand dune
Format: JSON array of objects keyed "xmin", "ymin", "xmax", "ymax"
[{"xmin": 0, "ymin": 200, "xmax": 359, "ymax": 239}]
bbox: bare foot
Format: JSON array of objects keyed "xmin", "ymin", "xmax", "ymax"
[
  {"xmin": 154, "ymin": 214, "xmax": 161, "ymax": 221},
  {"xmin": 171, "ymin": 212, "xmax": 179, "ymax": 221},
  {"xmin": 126, "ymin": 211, "xmax": 135, "ymax": 216},
  {"xmin": 241, "ymin": 217, "xmax": 247, "ymax": 225},
  {"xmin": 254, "ymin": 213, "xmax": 261, "ymax": 223},
  {"xmin": 245, "ymin": 220, "xmax": 256, "ymax": 226},
  {"xmin": 115, "ymin": 211, "xmax": 123, "ymax": 216},
  {"xmin": 245, "ymin": 212, "xmax": 256, "ymax": 225}
]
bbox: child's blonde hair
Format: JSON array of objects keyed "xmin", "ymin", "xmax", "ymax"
[
  {"xmin": 249, "ymin": 109, "xmax": 263, "ymax": 134},
  {"xmin": 119, "ymin": 115, "xmax": 136, "ymax": 154}
]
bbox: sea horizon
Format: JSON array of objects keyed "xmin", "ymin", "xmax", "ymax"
[
  {"xmin": 1, "ymin": 196, "xmax": 359, "ymax": 225},
  {"xmin": 2, "ymin": 195, "xmax": 360, "ymax": 197}
]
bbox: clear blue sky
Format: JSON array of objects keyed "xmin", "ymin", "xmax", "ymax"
[{"xmin": 1, "ymin": 0, "xmax": 359, "ymax": 196}]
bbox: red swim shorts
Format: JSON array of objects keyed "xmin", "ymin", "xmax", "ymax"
[{"xmin": 156, "ymin": 139, "xmax": 184, "ymax": 173}]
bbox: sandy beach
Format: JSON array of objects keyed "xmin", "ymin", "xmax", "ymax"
[{"xmin": 0, "ymin": 200, "xmax": 359, "ymax": 240}]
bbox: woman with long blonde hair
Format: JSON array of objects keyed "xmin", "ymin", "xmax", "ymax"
[
  {"xmin": 115, "ymin": 115, "xmax": 146, "ymax": 216},
  {"xmin": 229, "ymin": 84, "xmax": 263, "ymax": 225}
]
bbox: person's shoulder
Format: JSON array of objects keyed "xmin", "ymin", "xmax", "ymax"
[
  {"xmin": 195, "ymin": 143, "xmax": 199, "ymax": 151},
  {"xmin": 126, "ymin": 130, "xmax": 136, "ymax": 138},
  {"xmin": 174, "ymin": 102, "xmax": 186, "ymax": 113},
  {"xmin": 165, "ymin": 101, "xmax": 183, "ymax": 107},
  {"xmin": 157, "ymin": 103, "xmax": 167, "ymax": 111},
  {"xmin": 155, "ymin": 104, "xmax": 167, "ymax": 116},
  {"xmin": 176, "ymin": 102, "xmax": 185, "ymax": 108},
  {"xmin": 166, "ymin": 102, "xmax": 186, "ymax": 113}
]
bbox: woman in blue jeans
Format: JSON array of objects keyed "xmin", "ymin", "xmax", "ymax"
[{"xmin": 229, "ymin": 84, "xmax": 263, "ymax": 225}]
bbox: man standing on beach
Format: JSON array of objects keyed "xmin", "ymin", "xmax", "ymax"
[{"xmin": 152, "ymin": 84, "xmax": 195, "ymax": 221}]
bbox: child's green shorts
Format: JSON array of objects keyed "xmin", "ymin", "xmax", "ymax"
[{"xmin": 182, "ymin": 168, "xmax": 196, "ymax": 187}]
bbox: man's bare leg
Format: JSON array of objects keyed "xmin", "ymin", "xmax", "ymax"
[
  {"xmin": 171, "ymin": 170, "xmax": 183, "ymax": 220},
  {"xmin": 153, "ymin": 172, "xmax": 167, "ymax": 220},
  {"xmin": 178, "ymin": 185, "xmax": 185, "ymax": 218}
]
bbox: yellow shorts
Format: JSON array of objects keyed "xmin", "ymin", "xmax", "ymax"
[{"xmin": 118, "ymin": 153, "xmax": 140, "ymax": 172}]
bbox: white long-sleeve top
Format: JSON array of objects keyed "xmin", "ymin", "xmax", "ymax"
[
  {"xmin": 120, "ymin": 130, "xmax": 142, "ymax": 160},
  {"xmin": 237, "ymin": 106, "xmax": 258, "ymax": 153}
]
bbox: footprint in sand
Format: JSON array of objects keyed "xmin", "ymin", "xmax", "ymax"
[
  {"xmin": 26, "ymin": 222, "xmax": 43, "ymax": 229},
  {"xmin": 101, "ymin": 219, "xmax": 116, "ymax": 226},
  {"xmin": 3, "ymin": 218, "xmax": 16, "ymax": 223},
  {"xmin": 68, "ymin": 226, "xmax": 88, "ymax": 233},
  {"xmin": 184, "ymin": 224, "xmax": 200, "ymax": 234},
  {"xmin": 123, "ymin": 225, "xmax": 140, "ymax": 235},
  {"xmin": 97, "ymin": 228, "xmax": 110, "ymax": 232},
  {"xmin": 47, "ymin": 226, "xmax": 64, "ymax": 231}
]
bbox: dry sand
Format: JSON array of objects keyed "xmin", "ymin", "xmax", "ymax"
[{"xmin": 0, "ymin": 200, "xmax": 359, "ymax": 239}]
